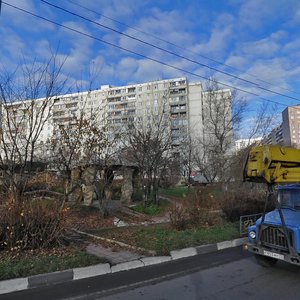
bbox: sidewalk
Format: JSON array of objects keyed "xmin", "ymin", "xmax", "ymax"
[{"xmin": 86, "ymin": 243, "xmax": 143, "ymax": 264}]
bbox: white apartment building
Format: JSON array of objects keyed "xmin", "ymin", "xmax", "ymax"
[
  {"xmin": 0, "ymin": 77, "xmax": 232, "ymax": 163},
  {"xmin": 235, "ymin": 138, "xmax": 262, "ymax": 152}
]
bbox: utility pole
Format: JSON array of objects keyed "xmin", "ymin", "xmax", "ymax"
[{"xmin": 0, "ymin": 0, "xmax": 2, "ymax": 15}]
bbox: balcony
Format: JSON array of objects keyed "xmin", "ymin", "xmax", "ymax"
[
  {"xmin": 170, "ymin": 105, "xmax": 187, "ymax": 114},
  {"xmin": 170, "ymin": 88, "xmax": 186, "ymax": 95},
  {"xmin": 108, "ymin": 96, "xmax": 122, "ymax": 103},
  {"xmin": 127, "ymin": 87, "xmax": 136, "ymax": 94},
  {"xmin": 169, "ymin": 80, "xmax": 186, "ymax": 88}
]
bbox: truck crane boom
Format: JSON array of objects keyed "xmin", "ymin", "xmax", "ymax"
[{"xmin": 244, "ymin": 145, "xmax": 300, "ymax": 184}]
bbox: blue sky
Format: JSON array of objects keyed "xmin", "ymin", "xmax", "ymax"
[{"xmin": 1, "ymin": 0, "xmax": 300, "ymax": 134}]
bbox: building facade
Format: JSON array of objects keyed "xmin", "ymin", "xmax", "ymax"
[
  {"xmin": 264, "ymin": 105, "xmax": 300, "ymax": 148},
  {"xmin": 235, "ymin": 137, "xmax": 262, "ymax": 152},
  {"xmin": 282, "ymin": 106, "xmax": 300, "ymax": 147},
  {"xmin": 0, "ymin": 77, "xmax": 232, "ymax": 163}
]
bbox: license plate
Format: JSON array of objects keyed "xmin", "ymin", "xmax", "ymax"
[{"xmin": 263, "ymin": 250, "xmax": 284, "ymax": 260}]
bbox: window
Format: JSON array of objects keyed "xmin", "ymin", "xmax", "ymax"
[{"xmin": 128, "ymin": 87, "xmax": 136, "ymax": 93}]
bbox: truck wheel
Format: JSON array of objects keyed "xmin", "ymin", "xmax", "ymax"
[{"xmin": 254, "ymin": 254, "xmax": 277, "ymax": 267}]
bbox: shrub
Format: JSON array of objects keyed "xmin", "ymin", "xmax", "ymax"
[
  {"xmin": 220, "ymin": 184, "xmax": 275, "ymax": 222},
  {"xmin": 168, "ymin": 187, "xmax": 223, "ymax": 230},
  {"xmin": 0, "ymin": 197, "xmax": 66, "ymax": 251},
  {"xmin": 168, "ymin": 205, "xmax": 187, "ymax": 231},
  {"xmin": 26, "ymin": 171, "xmax": 63, "ymax": 192},
  {"xmin": 184, "ymin": 188, "xmax": 223, "ymax": 227}
]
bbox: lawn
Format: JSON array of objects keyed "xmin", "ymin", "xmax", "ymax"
[
  {"xmin": 0, "ymin": 247, "xmax": 108, "ymax": 281},
  {"xmin": 93, "ymin": 223, "xmax": 240, "ymax": 255},
  {"xmin": 130, "ymin": 199, "xmax": 171, "ymax": 216},
  {"xmin": 159, "ymin": 186, "xmax": 190, "ymax": 198}
]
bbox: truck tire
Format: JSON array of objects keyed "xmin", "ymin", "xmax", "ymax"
[{"xmin": 254, "ymin": 254, "xmax": 277, "ymax": 267}]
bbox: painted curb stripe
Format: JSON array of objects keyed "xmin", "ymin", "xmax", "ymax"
[
  {"xmin": 111, "ymin": 260, "xmax": 144, "ymax": 273},
  {"xmin": 0, "ymin": 278, "xmax": 28, "ymax": 295},
  {"xmin": 73, "ymin": 263, "xmax": 111, "ymax": 280},
  {"xmin": 0, "ymin": 237, "xmax": 246, "ymax": 294}
]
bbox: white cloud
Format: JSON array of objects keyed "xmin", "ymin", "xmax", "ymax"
[
  {"xmin": 239, "ymin": 38, "xmax": 280, "ymax": 58},
  {"xmin": 191, "ymin": 13, "xmax": 234, "ymax": 59},
  {"xmin": 117, "ymin": 8, "xmax": 194, "ymax": 57},
  {"xmin": 2, "ymin": 0, "xmax": 54, "ymax": 32}
]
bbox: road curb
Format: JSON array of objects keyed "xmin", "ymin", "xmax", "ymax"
[
  {"xmin": 170, "ymin": 247, "xmax": 197, "ymax": 260},
  {"xmin": 73, "ymin": 263, "xmax": 111, "ymax": 280},
  {"xmin": 0, "ymin": 236, "xmax": 247, "ymax": 295},
  {"xmin": 0, "ymin": 278, "xmax": 28, "ymax": 295},
  {"xmin": 111, "ymin": 260, "xmax": 144, "ymax": 273}
]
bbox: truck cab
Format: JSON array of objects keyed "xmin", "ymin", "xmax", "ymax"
[{"xmin": 247, "ymin": 184, "xmax": 300, "ymax": 266}]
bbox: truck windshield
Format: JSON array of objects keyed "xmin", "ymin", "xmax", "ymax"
[{"xmin": 278, "ymin": 189, "xmax": 300, "ymax": 210}]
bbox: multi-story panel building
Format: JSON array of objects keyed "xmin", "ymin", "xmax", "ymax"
[
  {"xmin": 0, "ymin": 77, "xmax": 232, "ymax": 162},
  {"xmin": 104, "ymin": 77, "xmax": 190, "ymax": 145},
  {"xmin": 264, "ymin": 105, "xmax": 300, "ymax": 148},
  {"xmin": 282, "ymin": 106, "xmax": 300, "ymax": 147},
  {"xmin": 235, "ymin": 137, "xmax": 262, "ymax": 152},
  {"xmin": 264, "ymin": 124, "xmax": 284, "ymax": 146}
]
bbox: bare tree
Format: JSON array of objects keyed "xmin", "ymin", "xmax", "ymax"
[
  {"xmin": 49, "ymin": 95, "xmax": 105, "ymax": 204},
  {"xmin": 49, "ymin": 92, "xmax": 122, "ymax": 215},
  {"xmin": 179, "ymin": 133, "xmax": 194, "ymax": 188},
  {"xmin": 0, "ymin": 56, "xmax": 66, "ymax": 202},
  {"xmin": 122, "ymin": 98, "xmax": 174, "ymax": 203},
  {"xmin": 192, "ymin": 79, "xmax": 246, "ymax": 183}
]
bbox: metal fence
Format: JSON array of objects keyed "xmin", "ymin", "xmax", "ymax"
[{"xmin": 240, "ymin": 213, "xmax": 262, "ymax": 235}]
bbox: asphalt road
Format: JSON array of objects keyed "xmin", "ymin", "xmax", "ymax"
[
  {"xmin": 4, "ymin": 247, "xmax": 300, "ymax": 300},
  {"xmin": 100, "ymin": 254, "xmax": 300, "ymax": 300}
]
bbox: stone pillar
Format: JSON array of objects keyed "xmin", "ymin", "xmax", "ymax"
[
  {"xmin": 82, "ymin": 165, "xmax": 96, "ymax": 206},
  {"xmin": 121, "ymin": 167, "xmax": 134, "ymax": 204}
]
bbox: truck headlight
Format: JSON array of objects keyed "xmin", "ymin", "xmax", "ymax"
[{"xmin": 249, "ymin": 231, "xmax": 256, "ymax": 239}]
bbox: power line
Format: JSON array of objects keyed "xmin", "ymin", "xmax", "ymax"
[
  {"xmin": 40, "ymin": 0, "xmax": 300, "ymax": 103},
  {"xmin": 65, "ymin": 0, "xmax": 300, "ymax": 97},
  {"xmin": 1, "ymin": 1, "xmax": 297, "ymax": 109}
]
